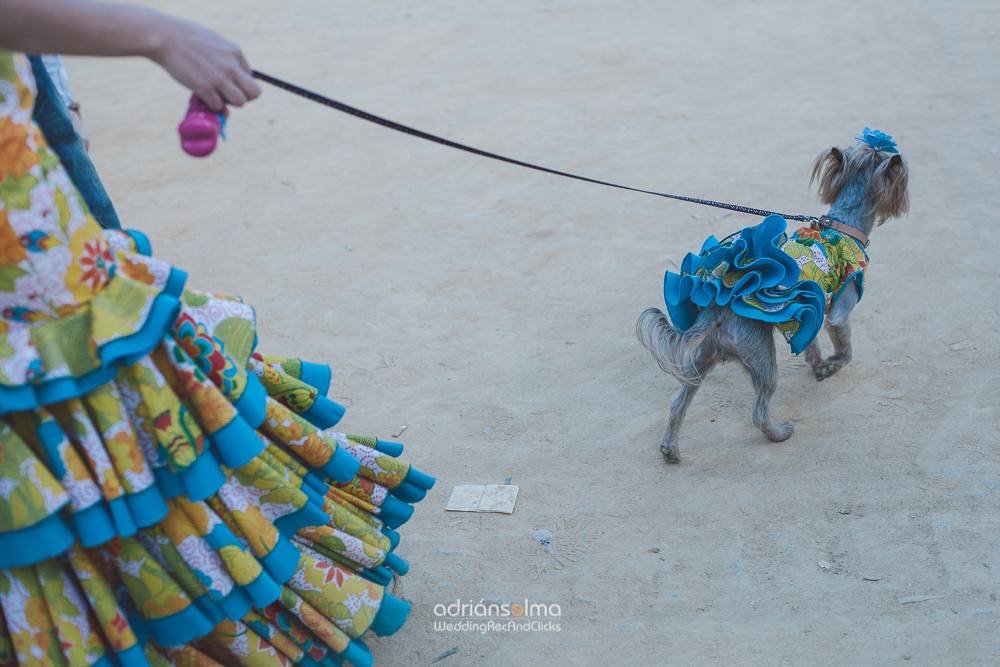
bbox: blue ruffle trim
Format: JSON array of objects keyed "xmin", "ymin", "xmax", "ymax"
[
  {"xmin": 663, "ymin": 215, "xmax": 827, "ymax": 354},
  {"xmin": 0, "ymin": 512, "xmax": 75, "ymax": 568},
  {"xmin": 317, "ymin": 445, "xmax": 361, "ymax": 483},
  {"xmin": 383, "ymin": 551, "xmax": 409, "ymax": 576},
  {"xmin": 273, "ymin": 501, "xmax": 330, "ymax": 538},
  {"xmin": 0, "ymin": 270, "xmax": 187, "ymax": 415},
  {"xmin": 144, "ymin": 600, "xmax": 215, "ymax": 647},
  {"xmin": 374, "ymin": 439, "xmax": 404, "ymax": 457},
  {"xmin": 300, "ymin": 395, "xmax": 345, "ymax": 430},
  {"xmin": 113, "ymin": 643, "xmax": 149, "ymax": 667},
  {"xmin": 368, "ymin": 593, "xmax": 411, "ymax": 637},
  {"xmin": 340, "ymin": 640, "xmax": 374, "ymax": 667},
  {"xmin": 259, "ymin": 533, "xmax": 303, "ymax": 584},
  {"xmin": 209, "ymin": 411, "xmax": 265, "ymax": 469},
  {"xmin": 299, "ymin": 362, "xmax": 332, "ymax": 395},
  {"xmin": 233, "ymin": 372, "xmax": 267, "ymax": 428},
  {"xmin": 378, "ymin": 495, "xmax": 414, "ymax": 530}
]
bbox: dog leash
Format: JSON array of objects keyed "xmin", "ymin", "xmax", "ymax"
[{"xmin": 250, "ymin": 70, "xmax": 819, "ymax": 224}]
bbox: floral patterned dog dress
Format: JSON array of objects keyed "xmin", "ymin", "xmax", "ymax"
[{"xmin": 663, "ymin": 214, "xmax": 868, "ymax": 354}]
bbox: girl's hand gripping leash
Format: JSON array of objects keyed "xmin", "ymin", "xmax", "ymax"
[{"xmin": 177, "ymin": 95, "xmax": 228, "ymax": 157}]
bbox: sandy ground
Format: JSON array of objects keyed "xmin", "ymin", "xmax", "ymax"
[{"xmin": 65, "ymin": 1, "xmax": 999, "ymax": 664}]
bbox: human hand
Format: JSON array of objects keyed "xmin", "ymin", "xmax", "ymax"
[{"xmin": 149, "ymin": 15, "xmax": 261, "ymax": 112}]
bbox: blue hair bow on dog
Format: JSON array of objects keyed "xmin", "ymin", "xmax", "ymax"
[{"xmin": 856, "ymin": 127, "xmax": 898, "ymax": 153}]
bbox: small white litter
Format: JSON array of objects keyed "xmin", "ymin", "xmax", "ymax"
[{"xmin": 445, "ymin": 485, "xmax": 519, "ymax": 514}]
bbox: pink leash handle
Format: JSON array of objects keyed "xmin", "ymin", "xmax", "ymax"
[{"xmin": 178, "ymin": 95, "xmax": 228, "ymax": 157}]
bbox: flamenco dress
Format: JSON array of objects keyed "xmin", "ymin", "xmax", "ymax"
[
  {"xmin": 0, "ymin": 50, "xmax": 434, "ymax": 667},
  {"xmin": 662, "ymin": 214, "xmax": 869, "ymax": 353}
]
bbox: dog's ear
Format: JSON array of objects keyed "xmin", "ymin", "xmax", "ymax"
[
  {"xmin": 870, "ymin": 153, "xmax": 909, "ymax": 222},
  {"xmin": 810, "ymin": 147, "xmax": 846, "ymax": 205}
]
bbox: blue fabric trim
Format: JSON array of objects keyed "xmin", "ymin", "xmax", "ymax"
[
  {"xmin": 374, "ymin": 440, "xmax": 404, "ymax": 457},
  {"xmin": 163, "ymin": 268, "xmax": 187, "ymax": 298},
  {"xmin": 403, "ymin": 467, "xmax": 435, "ymax": 491},
  {"xmin": 178, "ymin": 449, "xmax": 226, "ymax": 501},
  {"xmin": 107, "ymin": 496, "xmax": 138, "ymax": 537},
  {"xmin": 368, "ymin": 593, "xmax": 410, "ymax": 637},
  {"xmin": 299, "ymin": 655, "xmax": 326, "ymax": 667},
  {"xmin": 300, "ymin": 396, "xmax": 345, "ymax": 430},
  {"xmin": 124, "ymin": 229, "xmax": 152, "ymax": 256},
  {"xmin": 232, "ymin": 372, "xmax": 267, "ymax": 429},
  {"xmin": 124, "ymin": 484, "xmax": 168, "ymax": 528},
  {"xmin": 383, "ymin": 552, "xmax": 409, "ymax": 576},
  {"xmin": 216, "ymin": 586, "xmax": 253, "ymax": 622},
  {"xmin": 341, "ymin": 640, "xmax": 374, "ymax": 667},
  {"xmin": 91, "ymin": 653, "xmax": 115, "ymax": 667},
  {"xmin": 144, "ymin": 601, "xmax": 215, "ymax": 647},
  {"xmin": 241, "ymin": 569, "xmax": 282, "ymax": 608},
  {"xmin": 299, "ymin": 479, "xmax": 326, "ymax": 508},
  {"xmin": 114, "ymin": 643, "xmax": 151, "ymax": 667},
  {"xmin": 319, "ymin": 445, "xmax": 360, "ymax": 483},
  {"xmin": 387, "ymin": 480, "xmax": 425, "ymax": 504},
  {"xmin": 258, "ymin": 534, "xmax": 302, "ymax": 584},
  {"xmin": 153, "ymin": 467, "xmax": 185, "ymax": 499},
  {"xmin": 381, "ymin": 527, "xmax": 400, "ymax": 551},
  {"xmin": 299, "ymin": 362, "xmax": 331, "ymax": 395},
  {"xmin": 273, "ymin": 502, "xmax": 329, "ymax": 538},
  {"xmin": 361, "ymin": 566, "xmax": 392, "ymax": 586},
  {"xmin": 303, "ymin": 471, "xmax": 330, "ymax": 496},
  {"xmin": 73, "ymin": 500, "xmax": 118, "ymax": 548},
  {"xmin": 0, "ymin": 512, "xmax": 75, "ymax": 568},
  {"xmin": 209, "ymin": 413, "xmax": 264, "ymax": 469},
  {"xmin": 378, "ymin": 496, "xmax": 414, "ymax": 530},
  {"xmin": 193, "ymin": 594, "xmax": 227, "ymax": 626},
  {"xmin": 36, "ymin": 418, "xmax": 67, "ymax": 475}
]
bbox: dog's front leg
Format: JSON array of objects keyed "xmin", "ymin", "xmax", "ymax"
[
  {"xmin": 803, "ymin": 337, "xmax": 824, "ymax": 375},
  {"xmin": 815, "ymin": 281, "xmax": 859, "ymax": 381}
]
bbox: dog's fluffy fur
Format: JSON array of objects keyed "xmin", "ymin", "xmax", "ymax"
[{"xmin": 637, "ymin": 137, "xmax": 909, "ymax": 463}]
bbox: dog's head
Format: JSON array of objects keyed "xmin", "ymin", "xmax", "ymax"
[{"xmin": 810, "ymin": 130, "xmax": 909, "ymax": 225}]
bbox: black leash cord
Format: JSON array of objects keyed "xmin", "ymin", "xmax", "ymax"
[{"xmin": 251, "ymin": 70, "xmax": 815, "ymax": 223}]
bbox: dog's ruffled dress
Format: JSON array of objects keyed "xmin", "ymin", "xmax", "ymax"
[
  {"xmin": 663, "ymin": 214, "xmax": 868, "ymax": 353},
  {"xmin": 0, "ymin": 50, "xmax": 434, "ymax": 667}
]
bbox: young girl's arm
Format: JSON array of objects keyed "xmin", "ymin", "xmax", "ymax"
[{"xmin": 0, "ymin": 0, "xmax": 260, "ymax": 110}]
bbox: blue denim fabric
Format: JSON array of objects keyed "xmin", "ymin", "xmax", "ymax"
[{"xmin": 28, "ymin": 55, "xmax": 122, "ymax": 229}]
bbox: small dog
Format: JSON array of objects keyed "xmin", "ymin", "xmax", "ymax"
[{"xmin": 637, "ymin": 130, "xmax": 909, "ymax": 462}]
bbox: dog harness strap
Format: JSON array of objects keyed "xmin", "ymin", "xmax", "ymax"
[
  {"xmin": 817, "ymin": 216, "xmax": 869, "ymax": 248},
  {"xmin": 251, "ymin": 70, "xmax": 817, "ymax": 223}
]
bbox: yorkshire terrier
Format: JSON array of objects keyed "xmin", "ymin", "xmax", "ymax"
[{"xmin": 636, "ymin": 129, "xmax": 909, "ymax": 462}]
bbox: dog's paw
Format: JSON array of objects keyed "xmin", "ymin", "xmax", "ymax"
[
  {"xmin": 815, "ymin": 358, "xmax": 844, "ymax": 381},
  {"xmin": 660, "ymin": 443, "xmax": 682, "ymax": 464},
  {"xmin": 769, "ymin": 420, "xmax": 795, "ymax": 442}
]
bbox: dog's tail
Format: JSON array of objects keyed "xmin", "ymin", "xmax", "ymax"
[{"xmin": 636, "ymin": 307, "xmax": 714, "ymax": 386}]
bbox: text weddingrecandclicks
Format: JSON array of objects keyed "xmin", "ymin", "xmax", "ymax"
[{"xmin": 433, "ymin": 599, "xmax": 562, "ymax": 633}]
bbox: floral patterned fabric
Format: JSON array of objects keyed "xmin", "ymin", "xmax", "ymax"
[
  {"xmin": 662, "ymin": 214, "xmax": 868, "ymax": 354},
  {"xmin": 0, "ymin": 50, "xmax": 433, "ymax": 667}
]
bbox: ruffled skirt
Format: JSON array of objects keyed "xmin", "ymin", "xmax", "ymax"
[
  {"xmin": 663, "ymin": 215, "xmax": 828, "ymax": 354},
  {"xmin": 0, "ymin": 231, "xmax": 434, "ymax": 667}
]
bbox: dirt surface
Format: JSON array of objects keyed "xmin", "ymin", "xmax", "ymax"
[{"xmin": 67, "ymin": 1, "xmax": 998, "ymax": 664}]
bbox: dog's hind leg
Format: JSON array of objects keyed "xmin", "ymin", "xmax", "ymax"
[
  {"xmin": 815, "ymin": 281, "xmax": 859, "ymax": 381},
  {"xmin": 734, "ymin": 320, "xmax": 794, "ymax": 442},
  {"xmin": 660, "ymin": 350, "xmax": 717, "ymax": 463}
]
